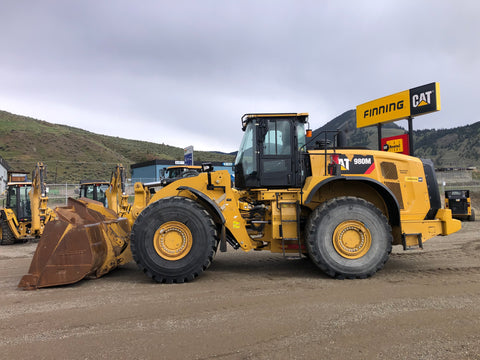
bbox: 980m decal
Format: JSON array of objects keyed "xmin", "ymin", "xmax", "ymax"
[{"xmin": 331, "ymin": 154, "xmax": 375, "ymax": 174}]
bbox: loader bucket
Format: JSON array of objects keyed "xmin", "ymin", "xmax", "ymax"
[{"xmin": 18, "ymin": 197, "xmax": 132, "ymax": 290}]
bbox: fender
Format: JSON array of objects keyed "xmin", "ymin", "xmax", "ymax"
[
  {"xmin": 304, "ymin": 176, "xmax": 401, "ymax": 226},
  {"xmin": 176, "ymin": 186, "xmax": 229, "ymax": 251},
  {"xmin": 176, "ymin": 186, "xmax": 226, "ymax": 224}
]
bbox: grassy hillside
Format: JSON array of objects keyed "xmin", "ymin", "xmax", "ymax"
[
  {"xmin": 0, "ymin": 110, "xmax": 234, "ymax": 182},
  {"xmin": 413, "ymin": 122, "xmax": 480, "ymax": 167}
]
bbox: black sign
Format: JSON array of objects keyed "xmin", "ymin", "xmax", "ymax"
[{"xmin": 409, "ymin": 82, "xmax": 440, "ymax": 116}]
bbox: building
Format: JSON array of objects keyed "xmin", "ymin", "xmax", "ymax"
[
  {"xmin": 0, "ymin": 156, "xmax": 10, "ymax": 193},
  {"xmin": 131, "ymin": 159, "xmax": 234, "ymax": 184}
]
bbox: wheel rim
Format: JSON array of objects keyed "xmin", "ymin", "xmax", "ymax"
[
  {"xmin": 153, "ymin": 221, "xmax": 193, "ymax": 260},
  {"xmin": 332, "ymin": 220, "xmax": 372, "ymax": 259}
]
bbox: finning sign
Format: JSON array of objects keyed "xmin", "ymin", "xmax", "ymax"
[{"xmin": 356, "ymin": 82, "xmax": 441, "ymax": 128}]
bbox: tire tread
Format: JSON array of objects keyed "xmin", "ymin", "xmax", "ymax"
[{"xmin": 131, "ymin": 196, "xmax": 218, "ymax": 283}]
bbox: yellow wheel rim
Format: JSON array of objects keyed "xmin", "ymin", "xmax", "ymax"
[
  {"xmin": 332, "ymin": 220, "xmax": 372, "ymax": 259},
  {"xmin": 153, "ymin": 221, "xmax": 193, "ymax": 260}
]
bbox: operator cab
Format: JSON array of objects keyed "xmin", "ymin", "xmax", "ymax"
[
  {"xmin": 78, "ymin": 181, "xmax": 109, "ymax": 206},
  {"xmin": 234, "ymin": 113, "xmax": 308, "ymax": 189},
  {"xmin": 6, "ymin": 182, "xmax": 32, "ymax": 222}
]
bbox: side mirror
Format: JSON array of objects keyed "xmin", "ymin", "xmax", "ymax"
[{"xmin": 202, "ymin": 163, "xmax": 214, "ymax": 172}]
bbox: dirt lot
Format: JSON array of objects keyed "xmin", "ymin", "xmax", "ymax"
[{"xmin": 1, "ymin": 221, "xmax": 479, "ymax": 360}]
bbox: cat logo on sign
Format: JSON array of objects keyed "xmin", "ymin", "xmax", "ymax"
[{"xmin": 409, "ymin": 83, "xmax": 440, "ymax": 116}]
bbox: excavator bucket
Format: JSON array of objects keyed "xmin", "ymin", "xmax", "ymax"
[{"xmin": 18, "ymin": 197, "xmax": 132, "ymax": 290}]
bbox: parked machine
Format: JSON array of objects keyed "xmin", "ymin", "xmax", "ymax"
[
  {"xmin": 77, "ymin": 180, "xmax": 110, "ymax": 206},
  {"xmin": 159, "ymin": 165, "xmax": 201, "ymax": 186},
  {"xmin": 0, "ymin": 163, "xmax": 54, "ymax": 245},
  {"xmin": 445, "ymin": 190, "xmax": 475, "ymax": 221},
  {"xmin": 161, "ymin": 165, "xmax": 201, "ymax": 179},
  {"xmin": 19, "ymin": 113, "xmax": 461, "ymax": 289}
]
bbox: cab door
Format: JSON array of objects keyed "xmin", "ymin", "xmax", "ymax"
[{"xmin": 258, "ymin": 118, "xmax": 296, "ymax": 188}]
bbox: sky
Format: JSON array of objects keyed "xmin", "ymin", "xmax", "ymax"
[{"xmin": 0, "ymin": 0, "xmax": 479, "ymax": 153}]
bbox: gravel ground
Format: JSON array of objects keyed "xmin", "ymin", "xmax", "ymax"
[{"xmin": 0, "ymin": 221, "xmax": 479, "ymax": 360}]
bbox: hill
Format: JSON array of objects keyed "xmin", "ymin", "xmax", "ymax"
[
  {"xmin": 0, "ymin": 110, "xmax": 234, "ymax": 182},
  {"xmin": 308, "ymin": 110, "xmax": 405, "ymax": 149}
]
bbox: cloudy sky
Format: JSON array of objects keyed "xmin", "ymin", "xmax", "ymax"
[{"xmin": 1, "ymin": 1, "xmax": 478, "ymax": 152}]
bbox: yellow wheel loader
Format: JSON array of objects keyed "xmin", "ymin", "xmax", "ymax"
[
  {"xmin": 19, "ymin": 113, "xmax": 461, "ymax": 289},
  {"xmin": 0, "ymin": 163, "xmax": 54, "ymax": 245}
]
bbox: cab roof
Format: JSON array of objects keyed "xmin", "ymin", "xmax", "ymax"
[
  {"xmin": 241, "ymin": 113, "xmax": 309, "ymax": 130},
  {"xmin": 7, "ymin": 181, "xmax": 32, "ymax": 186}
]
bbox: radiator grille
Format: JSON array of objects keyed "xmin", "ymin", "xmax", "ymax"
[{"xmin": 381, "ymin": 162, "xmax": 398, "ymax": 180}]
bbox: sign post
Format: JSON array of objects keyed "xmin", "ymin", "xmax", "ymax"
[
  {"xmin": 356, "ymin": 82, "xmax": 441, "ymax": 156},
  {"xmin": 184, "ymin": 146, "xmax": 194, "ymax": 166}
]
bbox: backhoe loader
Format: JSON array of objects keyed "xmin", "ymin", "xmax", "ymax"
[
  {"xmin": 19, "ymin": 113, "xmax": 461, "ymax": 289},
  {"xmin": 0, "ymin": 163, "xmax": 54, "ymax": 245}
]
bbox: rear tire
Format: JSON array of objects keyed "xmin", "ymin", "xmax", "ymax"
[
  {"xmin": 306, "ymin": 197, "xmax": 392, "ymax": 279},
  {"xmin": 131, "ymin": 196, "xmax": 218, "ymax": 283},
  {"xmin": 469, "ymin": 209, "xmax": 475, "ymax": 222},
  {"xmin": 0, "ymin": 213, "xmax": 16, "ymax": 245}
]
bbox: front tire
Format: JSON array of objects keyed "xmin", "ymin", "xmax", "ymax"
[
  {"xmin": 131, "ymin": 196, "xmax": 218, "ymax": 283},
  {"xmin": 306, "ymin": 197, "xmax": 392, "ymax": 279}
]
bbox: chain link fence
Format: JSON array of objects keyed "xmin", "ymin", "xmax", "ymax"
[{"xmin": 45, "ymin": 182, "xmax": 136, "ymax": 207}]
